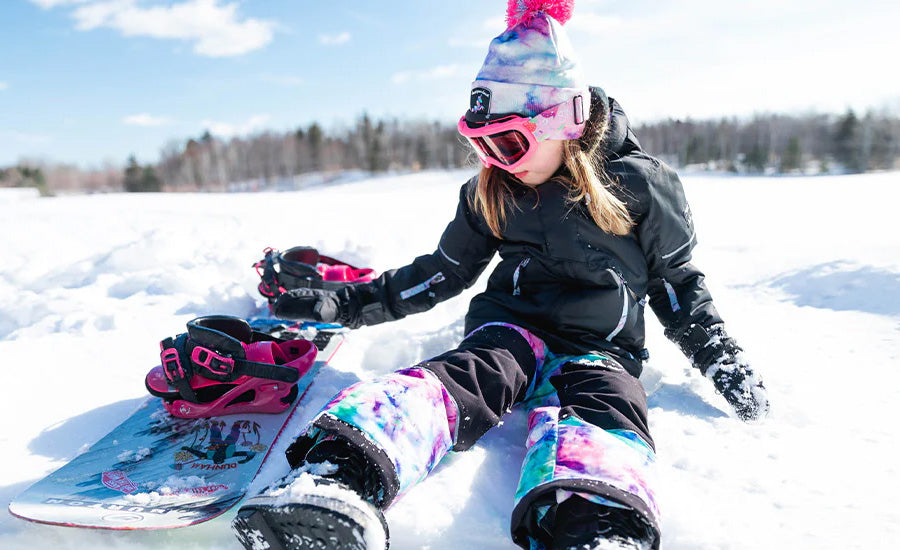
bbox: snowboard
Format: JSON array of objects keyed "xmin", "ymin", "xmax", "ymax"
[{"xmin": 8, "ymin": 321, "xmax": 346, "ymax": 530}]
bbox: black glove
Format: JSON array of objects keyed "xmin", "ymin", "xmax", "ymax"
[
  {"xmin": 273, "ymin": 287, "xmax": 363, "ymax": 329},
  {"xmin": 676, "ymin": 323, "xmax": 770, "ymax": 421}
]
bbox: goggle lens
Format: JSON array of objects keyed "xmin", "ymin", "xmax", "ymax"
[{"xmin": 468, "ymin": 129, "xmax": 530, "ymax": 165}]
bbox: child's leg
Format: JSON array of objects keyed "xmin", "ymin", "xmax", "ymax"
[
  {"xmin": 511, "ymin": 355, "xmax": 661, "ymax": 550},
  {"xmin": 285, "ymin": 322, "xmax": 547, "ymax": 508}
]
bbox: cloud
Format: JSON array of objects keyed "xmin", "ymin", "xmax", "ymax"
[
  {"xmin": 200, "ymin": 114, "xmax": 270, "ymax": 137},
  {"xmin": 123, "ymin": 113, "xmax": 173, "ymax": 127},
  {"xmin": 39, "ymin": 0, "xmax": 275, "ymax": 57},
  {"xmin": 0, "ymin": 81, "xmax": 8, "ymax": 91},
  {"xmin": 318, "ymin": 32, "xmax": 351, "ymax": 46},
  {"xmin": 392, "ymin": 64, "xmax": 462, "ymax": 85}
]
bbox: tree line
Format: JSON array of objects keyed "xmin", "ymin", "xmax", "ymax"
[
  {"xmin": 154, "ymin": 115, "xmax": 471, "ymax": 191},
  {"xmin": 2, "ymin": 107, "xmax": 897, "ymax": 195},
  {"xmin": 637, "ymin": 108, "xmax": 898, "ymax": 174}
]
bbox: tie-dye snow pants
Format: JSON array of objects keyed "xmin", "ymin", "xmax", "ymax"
[{"xmin": 284, "ymin": 322, "xmax": 660, "ymax": 549}]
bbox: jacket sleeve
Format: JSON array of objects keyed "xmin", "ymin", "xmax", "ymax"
[
  {"xmin": 636, "ymin": 162, "xmax": 724, "ymax": 345},
  {"xmin": 349, "ymin": 176, "xmax": 500, "ymax": 327}
]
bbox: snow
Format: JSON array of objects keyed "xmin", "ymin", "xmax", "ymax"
[
  {"xmin": 116, "ymin": 447, "xmax": 152, "ymax": 463},
  {"xmin": 2, "ymin": 168, "xmax": 900, "ymax": 549},
  {"xmin": 0, "ymin": 188, "xmax": 41, "ymax": 202},
  {"xmin": 123, "ymin": 475, "xmax": 220, "ymax": 506}
]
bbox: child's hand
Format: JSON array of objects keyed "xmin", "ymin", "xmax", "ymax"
[
  {"xmin": 273, "ymin": 287, "xmax": 360, "ymax": 328},
  {"xmin": 705, "ymin": 354, "xmax": 770, "ymax": 422},
  {"xmin": 678, "ymin": 324, "xmax": 770, "ymax": 421}
]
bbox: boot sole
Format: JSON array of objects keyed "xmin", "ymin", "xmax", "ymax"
[{"xmin": 233, "ymin": 493, "xmax": 388, "ymax": 550}]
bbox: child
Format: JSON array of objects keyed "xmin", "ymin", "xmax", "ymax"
[{"xmin": 232, "ymin": 2, "xmax": 769, "ymax": 549}]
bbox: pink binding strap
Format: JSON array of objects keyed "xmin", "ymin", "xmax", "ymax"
[{"xmin": 160, "ymin": 346, "xmax": 186, "ymax": 381}]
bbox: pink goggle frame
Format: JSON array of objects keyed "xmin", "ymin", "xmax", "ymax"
[{"xmin": 457, "ymin": 95, "xmax": 586, "ymax": 171}]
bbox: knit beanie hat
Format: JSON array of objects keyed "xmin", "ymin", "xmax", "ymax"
[{"xmin": 465, "ymin": 0, "xmax": 590, "ymax": 139}]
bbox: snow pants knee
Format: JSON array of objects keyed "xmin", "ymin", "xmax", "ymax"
[{"xmin": 285, "ymin": 322, "xmax": 660, "ymax": 547}]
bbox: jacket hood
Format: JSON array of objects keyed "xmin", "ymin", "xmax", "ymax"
[{"xmin": 588, "ymin": 86, "xmax": 643, "ymax": 159}]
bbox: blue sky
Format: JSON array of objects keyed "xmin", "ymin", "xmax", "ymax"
[{"xmin": 1, "ymin": 0, "xmax": 897, "ymax": 168}]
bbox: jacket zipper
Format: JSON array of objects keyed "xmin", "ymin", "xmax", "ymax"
[
  {"xmin": 608, "ymin": 267, "xmax": 640, "ymax": 303},
  {"xmin": 512, "ymin": 257, "xmax": 530, "ymax": 296},
  {"xmin": 399, "ymin": 271, "xmax": 446, "ymax": 300}
]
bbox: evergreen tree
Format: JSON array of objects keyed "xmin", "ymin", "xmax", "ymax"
[
  {"xmin": 780, "ymin": 136, "xmax": 803, "ymax": 173},
  {"xmin": 415, "ymin": 139, "xmax": 429, "ymax": 169},
  {"xmin": 140, "ymin": 165, "xmax": 162, "ymax": 192},
  {"xmin": 123, "ymin": 155, "xmax": 143, "ymax": 192},
  {"xmin": 745, "ymin": 143, "xmax": 768, "ymax": 173},
  {"xmin": 833, "ymin": 109, "xmax": 862, "ymax": 173},
  {"xmin": 371, "ymin": 120, "xmax": 386, "ymax": 171},
  {"xmin": 307, "ymin": 123, "xmax": 323, "ymax": 170},
  {"xmin": 20, "ymin": 166, "xmax": 46, "ymax": 188},
  {"xmin": 685, "ymin": 135, "xmax": 704, "ymax": 165},
  {"xmin": 360, "ymin": 113, "xmax": 376, "ymax": 171}
]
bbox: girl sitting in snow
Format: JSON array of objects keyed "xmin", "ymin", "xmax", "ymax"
[{"xmin": 232, "ymin": 2, "xmax": 769, "ymax": 549}]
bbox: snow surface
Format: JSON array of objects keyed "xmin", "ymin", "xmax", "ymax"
[{"xmin": 2, "ymin": 169, "xmax": 899, "ymax": 549}]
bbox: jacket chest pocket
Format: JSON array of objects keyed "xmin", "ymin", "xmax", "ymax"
[
  {"xmin": 573, "ymin": 215, "xmax": 643, "ymax": 303},
  {"xmin": 487, "ymin": 255, "xmax": 535, "ymax": 295}
]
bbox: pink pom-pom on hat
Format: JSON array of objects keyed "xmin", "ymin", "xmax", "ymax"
[
  {"xmin": 506, "ymin": 0, "xmax": 574, "ymax": 29},
  {"xmin": 465, "ymin": 0, "xmax": 589, "ymax": 139}
]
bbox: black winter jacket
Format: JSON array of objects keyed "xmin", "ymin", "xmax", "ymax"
[{"xmin": 350, "ymin": 88, "xmax": 723, "ymax": 376}]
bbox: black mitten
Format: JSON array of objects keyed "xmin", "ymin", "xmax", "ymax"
[
  {"xmin": 676, "ymin": 323, "xmax": 770, "ymax": 421},
  {"xmin": 273, "ymin": 287, "xmax": 363, "ymax": 329}
]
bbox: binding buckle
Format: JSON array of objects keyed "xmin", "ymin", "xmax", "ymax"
[
  {"xmin": 160, "ymin": 341, "xmax": 186, "ymax": 383},
  {"xmin": 191, "ymin": 346, "xmax": 236, "ymax": 378}
]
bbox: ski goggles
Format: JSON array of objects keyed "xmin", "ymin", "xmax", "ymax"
[{"xmin": 457, "ymin": 95, "xmax": 587, "ymax": 171}]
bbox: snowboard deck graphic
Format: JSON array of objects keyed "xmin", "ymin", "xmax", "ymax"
[{"xmin": 9, "ymin": 321, "xmax": 345, "ymax": 530}]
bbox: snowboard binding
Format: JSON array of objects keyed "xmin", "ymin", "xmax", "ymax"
[
  {"xmin": 254, "ymin": 246, "xmax": 376, "ymax": 303},
  {"xmin": 145, "ymin": 315, "xmax": 317, "ymax": 418}
]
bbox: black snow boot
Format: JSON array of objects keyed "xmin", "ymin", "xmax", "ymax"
[
  {"xmin": 547, "ymin": 495, "xmax": 656, "ymax": 550},
  {"xmin": 232, "ymin": 435, "xmax": 389, "ymax": 550}
]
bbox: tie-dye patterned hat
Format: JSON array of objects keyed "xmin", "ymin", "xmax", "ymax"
[{"xmin": 465, "ymin": 0, "xmax": 590, "ymax": 140}]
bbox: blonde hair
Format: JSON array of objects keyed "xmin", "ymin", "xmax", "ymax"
[{"xmin": 469, "ymin": 97, "xmax": 634, "ymax": 238}]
